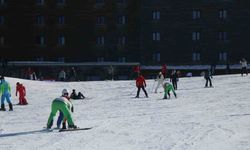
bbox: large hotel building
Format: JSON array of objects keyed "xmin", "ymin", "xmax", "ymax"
[{"xmin": 1, "ymin": 0, "xmax": 249, "ymax": 65}]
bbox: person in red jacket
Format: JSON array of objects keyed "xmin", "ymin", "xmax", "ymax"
[
  {"xmin": 135, "ymin": 74, "xmax": 148, "ymax": 98},
  {"xmin": 16, "ymin": 82, "xmax": 28, "ymax": 105}
]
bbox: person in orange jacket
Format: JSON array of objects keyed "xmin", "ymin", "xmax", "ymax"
[
  {"xmin": 16, "ymin": 82, "xmax": 28, "ymax": 105},
  {"xmin": 135, "ymin": 74, "xmax": 148, "ymax": 98}
]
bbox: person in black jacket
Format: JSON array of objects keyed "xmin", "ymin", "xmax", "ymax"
[
  {"xmin": 170, "ymin": 70, "xmax": 179, "ymax": 90},
  {"xmin": 204, "ymin": 69, "xmax": 213, "ymax": 87}
]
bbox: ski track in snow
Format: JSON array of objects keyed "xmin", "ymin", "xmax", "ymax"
[{"xmin": 0, "ymin": 74, "xmax": 250, "ymax": 150}]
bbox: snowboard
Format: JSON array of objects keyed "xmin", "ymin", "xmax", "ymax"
[{"xmin": 59, "ymin": 127, "xmax": 93, "ymax": 132}]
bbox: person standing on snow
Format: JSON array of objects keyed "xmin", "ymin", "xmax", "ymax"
[
  {"xmin": 0, "ymin": 76, "xmax": 13, "ymax": 111},
  {"xmin": 47, "ymin": 89, "xmax": 77, "ymax": 129},
  {"xmin": 240, "ymin": 58, "xmax": 248, "ymax": 76},
  {"xmin": 16, "ymin": 82, "xmax": 28, "ymax": 105},
  {"xmin": 170, "ymin": 70, "xmax": 179, "ymax": 90},
  {"xmin": 204, "ymin": 69, "xmax": 213, "ymax": 87},
  {"xmin": 154, "ymin": 72, "xmax": 165, "ymax": 93},
  {"xmin": 163, "ymin": 81, "xmax": 177, "ymax": 99},
  {"xmin": 135, "ymin": 74, "xmax": 148, "ymax": 98}
]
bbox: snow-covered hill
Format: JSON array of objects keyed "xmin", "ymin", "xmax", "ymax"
[{"xmin": 0, "ymin": 74, "xmax": 250, "ymax": 150}]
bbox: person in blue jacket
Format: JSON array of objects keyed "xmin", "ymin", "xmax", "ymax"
[{"xmin": 0, "ymin": 76, "xmax": 13, "ymax": 111}]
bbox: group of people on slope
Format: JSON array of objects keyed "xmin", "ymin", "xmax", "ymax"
[{"xmin": 135, "ymin": 71, "xmax": 178, "ymax": 100}]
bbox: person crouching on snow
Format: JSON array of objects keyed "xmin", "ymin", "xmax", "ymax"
[
  {"xmin": 163, "ymin": 81, "xmax": 177, "ymax": 99},
  {"xmin": 16, "ymin": 82, "xmax": 28, "ymax": 105},
  {"xmin": 154, "ymin": 72, "xmax": 165, "ymax": 93},
  {"xmin": 47, "ymin": 89, "xmax": 77, "ymax": 129}
]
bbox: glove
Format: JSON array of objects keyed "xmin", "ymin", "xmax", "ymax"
[{"xmin": 71, "ymin": 106, "xmax": 74, "ymax": 113}]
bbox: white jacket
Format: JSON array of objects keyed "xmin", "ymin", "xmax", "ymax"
[{"xmin": 240, "ymin": 60, "xmax": 248, "ymax": 67}]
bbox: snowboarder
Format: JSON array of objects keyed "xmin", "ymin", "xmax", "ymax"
[
  {"xmin": 16, "ymin": 82, "xmax": 28, "ymax": 105},
  {"xmin": 135, "ymin": 74, "xmax": 148, "ymax": 98},
  {"xmin": 170, "ymin": 70, "xmax": 179, "ymax": 90},
  {"xmin": 70, "ymin": 89, "xmax": 85, "ymax": 100},
  {"xmin": 163, "ymin": 81, "xmax": 177, "ymax": 99},
  {"xmin": 240, "ymin": 58, "xmax": 248, "ymax": 76},
  {"xmin": 154, "ymin": 72, "xmax": 165, "ymax": 93},
  {"xmin": 204, "ymin": 69, "xmax": 213, "ymax": 87},
  {"xmin": 0, "ymin": 76, "xmax": 13, "ymax": 111},
  {"xmin": 46, "ymin": 89, "xmax": 77, "ymax": 129}
]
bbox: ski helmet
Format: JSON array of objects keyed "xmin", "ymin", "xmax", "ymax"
[{"xmin": 62, "ymin": 89, "xmax": 69, "ymax": 95}]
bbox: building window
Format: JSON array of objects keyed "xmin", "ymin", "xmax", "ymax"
[
  {"xmin": 57, "ymin": 0, "xmax": 65, "ymax": 5},
  {"xmin": 219, "ymin": 31, "xmax": 228, "ymax": 41},
  {"xmin": 117, "ymin": 0, "xmax": 127, "ymax": 4},
  {"xmin": 153, "ymin": 32, "xmax": 160, "ymax": 41},
  {"xmin": 0, "ymin": 16, "xmax": 4, "ymax": 25},
  {"xmin": 36, "ymin": 15, "xmax": 45, "ymax": 25},
  {"xmin": 58, "ymin": 35, "xmax": 65, "ymax": 46},
  {"xmin": 0, "ymin": 36, "xmax": 4, "ymax": 45},
  {"xmin": 192, "ymin": 32, "xmax": 200, "ymax": 41},
  {"xmin": 118, "ymin": 36, "xmax": 126, "ymax": 45},
  {"xmin": 0, "ymin": 0, "xmax": 6, "ymax": 5},
  {"xmin": 192, "ymin": 10, "xmax": 201, "ymax": 20},
  {"xmin": 58, "ymin": 57, "xmax": 65, "ymax": 62},
  {"xmin": 117, "ymin": 15, "xmax": 126, "ymax": 25},
  {"xmin": 58, "ymin": 16, "xmax": 65, "ymax": 25},
  {"xmin": 97, "ymin": 57, "xmax": 104, "ymax": 62},
  {"xmin": 37, "ymin": 35, "xmax": 45, "ymax": 46},
  {"xmin": 96, "ymin": 16, "xmax": 105, "ymax": 25},
  {"xmin": 152, "ymin": 10, "xmax": 160, "ymax": 20},
  {"xmin": 96, "ymin": 0, "xmax": 104, "ymax": 3},
  {"xmin": 153, "ymin": 53, "xmax": 161, "ymax": 62},
  {"xmin": 192, "ymin": 52, "xmax": 201, "ymax": 62},
  {"xmin": 219, "ymin": 52, "xmax": 227, "ymax": 61},
  {"xmin": 96, "ymin": 36, "xmax": 105, "ymax": 45},
  {"xmin": 219, "ymin": 10, "xmax": 227, "ymax": 20},
  {"xmin": 36, "ymin": 0, "xmax": 45, "ymax": 5},
  {"xmin": 118, "ymin": 57, "xmax": 126, "ymax": 62}
]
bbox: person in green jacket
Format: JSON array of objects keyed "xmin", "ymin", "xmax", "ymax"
[
  {"xmin": 0, "ymin": 76, "xmax": 13, "ymax": 111},
  {"xmin": 47, "ymin": 89, "xmax": 77, "ymax": 129},
  {"xmin": 163, "ymin": 81, "xmax": 177, "ymax": 99}
]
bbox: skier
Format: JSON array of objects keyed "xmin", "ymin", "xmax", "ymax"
[
  {"xmin": 154, "ymin": 72, "xmax": 165, "ymax": 93},
  {"xmin": 170, "ymin": 70, "xmax": 179, "ymax": 90},
  {"xmin": 204, "ymin": 69, "xmax": 213, "ymax": 87},
  {"xmin": 240, "ymin": 58, "xmax": 248, "ymax": 76},
  {"xmin": 163, "ymin": 81, "xmax": 177, "ymax": 99},
  {"xmin": 70, "ymin": 89, "xmax": 85, "ymax": 100},
  {"xmin": 16, "ymin": 82, "xmax": 28, "ymax": 105},
  {"xmin": 47, "ymin": 89, "xmax": 77, "ymax": 129},
  {"xmin": 0, "ymin": 76, "xmax": 13, "ymax": 111},
  {"xmin": 135, "ymin": 74, "xmax": 148, "ymax": 98}
]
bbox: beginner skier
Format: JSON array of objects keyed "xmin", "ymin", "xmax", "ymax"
[
  {"xmin": 135, "ymin": 74, "xmax": 148, "ymax": 98},
  {"xmin": 16, "ymin": 82, "xmax": 28, "ymax": 105},
  {"xmin": 47, "ymin": 89, "xmax": 77, "ymax": 129},
  {"xmin": 163, "ymin": 81, "xmax": 177, "ymax": 99},
  {"xmin": 154, "ymin": 72, "xmax": 165, "ymax": 93},
  {"xmin": 0, "ymin": 76, "xmax": 13, "ymax": 111}
]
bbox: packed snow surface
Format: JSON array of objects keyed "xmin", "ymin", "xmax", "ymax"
[{"xmin": 0, "ymin": 74, "xmax": 250, "ymax": 150}]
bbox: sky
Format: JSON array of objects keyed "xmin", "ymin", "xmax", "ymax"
[{"xmin": 0, "ymin": 74, "xmax": 250, "ymax": 150}]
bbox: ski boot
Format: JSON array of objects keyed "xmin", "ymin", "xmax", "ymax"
[
  {"xmin": 68, "ymin": 124, "xmax": 78, "ymax": 129},
  {"xmin": 0, "ymin": 104, "xmax": 6, "ymax": 111},
  {"xmin": 62, "ymin": 122, "xmax": 67, "ymax": 129},
  {"xmin": 9, "ymin": 103, "xmax": 13, "ymax": 111}
]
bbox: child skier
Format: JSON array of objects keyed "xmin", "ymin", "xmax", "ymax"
[
  {"xmin": 135, "ymin": 74, "xmax": 148, "ymax": 98},
  {"xmin": 0, "ymin": 76, "xmax": 13, "ymax": 111},
  {"xmin": 16, "ymin": 82, "xmax": 28, "ymax": 105},
  {"xmin": 163, "ymin": 81, "xmax": 177, "ymax": 99},
  {"xmin": 47, "ymin": 89, "xmax": 77, "ymax": 129}
]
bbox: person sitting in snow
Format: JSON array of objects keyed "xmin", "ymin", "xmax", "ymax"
[
  {"xmin": 163, "ymin": 81, "xmax": 177, "ymax": 99},
  {"xmin": 47, "ymin": 89, "xmax": 77, "ymax": 129},
  {"xmin": 16, "ymin": 82, "xmax": 28, "ymax": 105},
  {"xmin": 70, "ymin": 89, "xmax": 85, "ymax": 100}
]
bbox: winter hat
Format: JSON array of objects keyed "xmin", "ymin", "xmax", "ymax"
[{"xmin": 62, "ymin": 89, "xmax": 69, "ymax": 95}]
